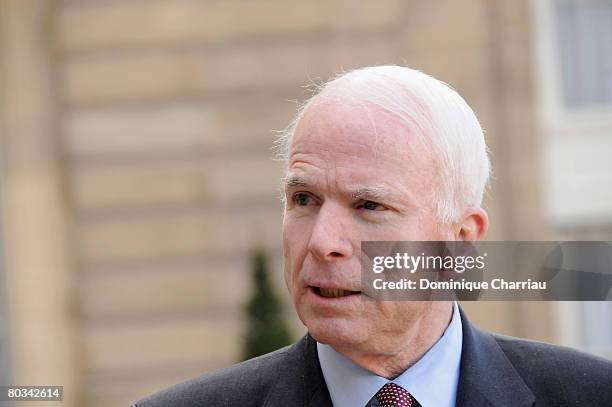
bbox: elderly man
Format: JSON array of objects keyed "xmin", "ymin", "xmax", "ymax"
[{"xmin": 134, "ymin": 66, "xmax": 612, "ymax": 407}]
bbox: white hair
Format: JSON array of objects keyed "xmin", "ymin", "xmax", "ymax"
[{"xmin": 276, "ymin": 65, "xmax": 490, "ymax": 223}]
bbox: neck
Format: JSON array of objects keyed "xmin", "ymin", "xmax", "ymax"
[{"xmin": 333, "ymin": 302, "xmax": 453, "ymax": 379}]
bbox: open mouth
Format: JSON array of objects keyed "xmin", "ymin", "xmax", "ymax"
[{"xmin": 312, "ymin": 287, "xmax": 361, "ymax": 298}]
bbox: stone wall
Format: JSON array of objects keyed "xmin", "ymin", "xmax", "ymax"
[{"xmin": 0, "ymin": 1, "xmax": 557, "ymax": 405}]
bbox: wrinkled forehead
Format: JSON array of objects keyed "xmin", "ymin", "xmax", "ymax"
[{"xmin": 290, "ymin": 96, "xmax": 433, "ymax": 165}]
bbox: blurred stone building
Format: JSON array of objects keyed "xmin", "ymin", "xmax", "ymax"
[{"xmin": 0, "ymin": 0, "xmax": 610, "ymax": 406}]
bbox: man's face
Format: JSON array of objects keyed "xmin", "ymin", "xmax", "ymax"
[{"xmin": 282, "ymin": 98, "xmax": 454, "ymax": 353}]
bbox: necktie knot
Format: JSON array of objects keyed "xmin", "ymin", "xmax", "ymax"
[{"xmin": 375, "ymin": 382, "xmax": 420, "ymax": 407}]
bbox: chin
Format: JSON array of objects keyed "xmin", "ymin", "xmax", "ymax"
[{"xmin": 302, "ymin": 314, "xmax": 366, "ymax": 348}]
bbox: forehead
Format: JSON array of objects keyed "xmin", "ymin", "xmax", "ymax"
[
  {"xmin": 290, "ymin": 98, "xmax": 435, "ymax": 173},
  {"xmin": 294, "ymin": 98, "xmax": 411, "ymax": 152}
]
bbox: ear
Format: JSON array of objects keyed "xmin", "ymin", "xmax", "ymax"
[{"xmin": 455, "ymin": 207, "xmax": 488, "ymax": 241}]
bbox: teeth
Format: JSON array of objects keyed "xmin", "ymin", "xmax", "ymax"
[{"xmin": 319, "ymin": 288, "xmax": 353, "ymax": 298}]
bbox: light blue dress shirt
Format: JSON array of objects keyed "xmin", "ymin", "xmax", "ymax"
[{"xmin": 317, "ymin": 302, "xmax": 462, "ymax": 407}]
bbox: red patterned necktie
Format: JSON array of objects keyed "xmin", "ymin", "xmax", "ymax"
[{"xmin": 375, "ymin": 382, "xmax": 421, "ymax": 407}]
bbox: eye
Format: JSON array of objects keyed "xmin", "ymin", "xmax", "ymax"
[
  {"xmin": 357, "ymin": 200, "xmax": 387, "ymax": 211},
  {"xmin": 292, "ymin": 192, "xmax": 317, "ymax": 206}
]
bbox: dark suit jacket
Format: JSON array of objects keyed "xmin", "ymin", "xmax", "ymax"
[{"xmin": 133, "ymin": 309, "xmax": 612, "ymax": 406}]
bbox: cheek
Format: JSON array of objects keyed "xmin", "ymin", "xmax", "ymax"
[
  {"xmin": 282, "ymin": 217, "xmax": 311, "ymax": 289},
  {"xmin": 408, "ymin": 209, "xmax": 447, "ymax": 240}
]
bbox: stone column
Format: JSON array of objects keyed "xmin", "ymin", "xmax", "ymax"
[{"xmin": 0, "ymin": 1, "xmax": 79, "ymax": 406}]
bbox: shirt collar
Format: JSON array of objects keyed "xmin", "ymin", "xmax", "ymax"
[{"xmin": 317, "ymin": 301, "xmax": 462, "ymax": 407}]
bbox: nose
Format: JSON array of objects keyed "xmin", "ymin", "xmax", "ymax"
[{"xmin": 307, "ymin": 201, "xmax": 354, "ymax": 261}]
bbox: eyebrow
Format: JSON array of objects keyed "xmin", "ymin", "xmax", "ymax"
[
  {"xmin": 351, "ymin": 186, "xmax": 390, "ymax": 201},
  {"xmin": 284, "ymin": 174, "xmax": 391, "ymax": 201},
  {"xmin": 283, "ymin": 174, "xmax": 308, "ymax": 188}
]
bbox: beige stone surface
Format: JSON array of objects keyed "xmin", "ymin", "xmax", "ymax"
[
  {"xmin": 400, "ymin": 0, "xmax": 488, "ymax": 50},
  {"xmin": 1, "ymin": 1, "xmax": 79, "ymax": 405},
  {"xmin": 57, "ymin": 0, "xmax": 401, "ymax": 51},
  {"xmin": 79, "ymin": 209, "xmax": 283, "ymax": 262},
  {"xmin": 71, "ymin": 156, "xmax": 284, "ymax": 210},
  {"xmin": 83, "ymin": 316, "xmax": 242, "ymax": 371},
  {"xmin": 62, "ymin": 38, "xmax": 396, "ymax": 105},
  {"xmin": 81, "ymin": 264, "xmax": 252, "ymax": 318},
  {"xmin": 63, "ymin": 101, "xmax": 295, "ymax": 156},
  {"xmin": 461, "ymin": 301, "xmax": 555, "ymax": 343},
  {"xmin": 84, "ymin": 364, "xmax": 229, "ymax": 407}
]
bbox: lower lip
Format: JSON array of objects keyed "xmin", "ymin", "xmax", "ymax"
[{"xmin": 306, "ymin": 287, "xmax": 362, "ymax": 306}]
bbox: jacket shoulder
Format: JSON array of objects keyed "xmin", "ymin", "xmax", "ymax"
[
  {"xmin": 493, "ymin": 334, "xmax": 612, "ymax": 404},
  {"xmin": 132, "ymin": 344, "xmax": 294, "ymax": 407}
]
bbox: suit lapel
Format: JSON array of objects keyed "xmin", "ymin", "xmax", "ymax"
[
  {"xmin": 263, "ymin": 333, "xmax": 333, "ymax": 407},
  {"xmin": 307, "ymin": 385, "xmax": 335, "ymax": 407},
  {"xmin": 456, "ymin": 307, "xmax": 535, "ymax": 407}
]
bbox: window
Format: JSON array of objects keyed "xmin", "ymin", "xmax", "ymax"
[
  {"xmin": 556, "ymin": 0, "xmax": 612, "ymax": 107},
  {"xmin": 533, "ymin": 0, "xmax": 612, "ymax": 360}
]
